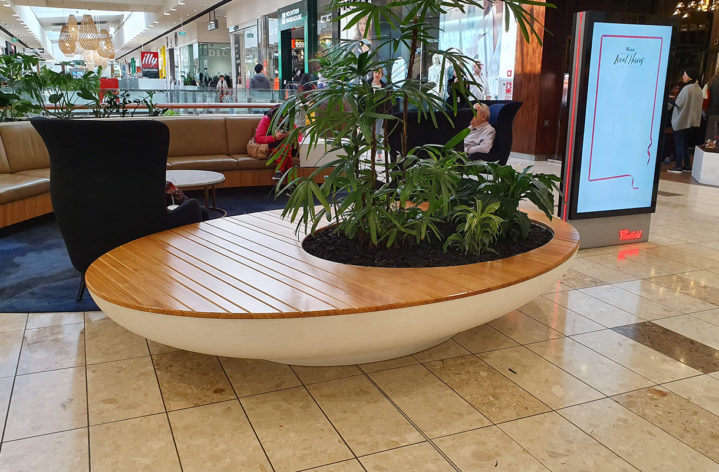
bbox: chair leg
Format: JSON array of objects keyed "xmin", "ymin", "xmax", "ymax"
[{"xmin": 76, "ymin": 276, "xmax": 86, "ymax": 302}]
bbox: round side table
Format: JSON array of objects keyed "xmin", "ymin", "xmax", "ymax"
[{"xmin": 166, "ymin": 170, "xmax": 227, "ymax": 217}]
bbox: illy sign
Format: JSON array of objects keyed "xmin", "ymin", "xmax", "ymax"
[{"xmin": 141, "ymin": 51, "xmax": 159, "ymax": 78}]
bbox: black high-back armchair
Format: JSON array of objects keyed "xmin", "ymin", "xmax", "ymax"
[
  {"xmin": 387, "ymin": 100, "xmax": 522, "ymax": 166},
  {"xmin": 31, "ymin": 119, "xmax": 203, "ymax": 300}
]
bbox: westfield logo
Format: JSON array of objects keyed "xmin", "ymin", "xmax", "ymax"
[{"xmin": 141, "ymin": 52, "xmax": 158, "ymax": 68}]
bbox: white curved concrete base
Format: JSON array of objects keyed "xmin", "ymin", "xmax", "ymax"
[{"xmin": 91, "ymin": 256, "xmax": 573, "ymax": 366}]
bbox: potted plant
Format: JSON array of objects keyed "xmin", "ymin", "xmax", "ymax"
[{"xmin": 271, "ymin": 0, "xmax": 560, "ymax": 267}]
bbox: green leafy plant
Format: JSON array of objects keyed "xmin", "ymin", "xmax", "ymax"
[
  {"xmin": 0, "ymin": 54, "xmax": 42, "ymax": 121},
  {"xmin": 23, "ymin": 63, "xmax": 101, "ymax": 118},
  {"xmin": 444, "ymin": 199, "xmax": 503, "ymax": 255},
  {"xmin": 274, "ymin": 0, "xmax": 554, "ymax": 257},
  {"xmin": 459, "ymin": 162, "xmax": 561, "ymax": 240}
]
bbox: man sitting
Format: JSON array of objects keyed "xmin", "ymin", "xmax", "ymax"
[{"xmin": 464, "ymin": 102, "xmax": 496, "ymax": 158}]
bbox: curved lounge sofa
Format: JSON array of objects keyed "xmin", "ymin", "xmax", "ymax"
[
  {"xmin": 0, "ymin": 115, "xmax": 315, "ymax": 228},
  {"xmin": 85, "ymin": 209, "xmax": 579, "ymax": 366}
]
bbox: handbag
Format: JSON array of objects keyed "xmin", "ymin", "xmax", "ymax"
[{"xmin": 247, "ymin": 136, "xmax": 269, "ymax": 159}]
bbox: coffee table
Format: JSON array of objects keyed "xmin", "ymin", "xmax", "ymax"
[{"xmin": 166, "ymin": 170, "xmax": 226, "ymax": 216}]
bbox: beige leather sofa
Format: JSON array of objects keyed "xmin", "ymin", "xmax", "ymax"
[{"xmin": 0, "ymin": 115, "xmax": 313, "ymax": 228}]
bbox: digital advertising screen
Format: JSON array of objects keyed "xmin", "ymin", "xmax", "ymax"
[{"xmin": 568, "ymin": 20, "xmax": 672, "ymax": 219}]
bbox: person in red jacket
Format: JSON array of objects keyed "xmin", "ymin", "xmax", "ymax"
[{"xmin": 254, "ymin": 105, "xmax": 296, "ymax": 182}]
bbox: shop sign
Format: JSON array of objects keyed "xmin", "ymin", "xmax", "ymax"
[
  {"xmin": 178, "ymin": 31, "xmax": 187, "ymax": 36},
  {"xmin": 292, "ymin": 39, "xmax": 305, "ymax": 49},
  {"xmin": 279, "ymin": 3, "xmax": 305, "ymax": 30},
  {"xmin": 141, "ymin": 51, "xmax": 160, "ymax": 78}
]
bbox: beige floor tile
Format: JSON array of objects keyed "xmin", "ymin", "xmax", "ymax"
[
  {"xmin": 578, "ymin": 285, "xmax": 681, "ymax": 321},
  {"xmin": 412, "ymin": 339, "xmax": 470, "ymax": 363},
  {"xmin": 221, "ymin": 357, "xmax": 301, "ymax": 397},
  {"xmin": 543, "ymin": 280, "xmax": 575, "ymax": 294},
  {"xmin": 360, "ymin": 442, "xmax": 455, "ymax": 472},
  {"xmin": 169, "ymin": 401, "xmax": 271, "ymax": 472},
  {"xmin": 692, "ymin": 308, "xmax": 719, "ymax": 326},
  {"xmin": 305, "ymin": 460, "xmax": 365, "ymax": 471},
  {"xmin": 434, "ymin": 427, "xmax": 549, "ymax": 471},
  {"xmin": 663, "ymin": 375, "xmax": 719, "ymax": 416},
  {"xmin": 0, "ymin": 313, "xmax": 27, "ymax": 333},
  {"xmin": 547, "ymin": 289, "xmax": 649, "ymax": 326},
  {"xmin": 518, "ymin": 297, "xmax": 604, "ymax": 335},
  {"xmin": 558, "ymin": 398, "xmax": 718, "ymax": 472},
  {"xmin": 359, "ymin": 356, "xmax": 418, "ymax": 373},
  {"xmin": 614, "ymin": 387, "xmax": 719, "ymax": 462},
  {"xmin": 654, "ymin": 314, "xmax": 719, "ymax": 350},
  {"xmin": 645, "ymin": 246, "xmax": 719, "ymax": 270},
  {"xmin": 241, "ymin": 387, "xmax": 352, "ymax": 472},
  {"xmin": 308, "ymin": 375, "xmax": 422, "ymax": 455},
  {"xmin": 0, "ymin": 429, "xmax": 89, "ymax": 472},
  {"xmin": 452, "ymin": 324, "xmax": 518, "ymax": 353},
  {"xmin": 90, "ymin": 414, "xmax": 180, "ymax": 472},
  {"xmin": 85, "ymin": 317, "xmax": 148, "ymax": 364},
  {"xmin": 370, "ymin": 364, "xmax": 490, "ymax": 438},
  {"xmin": 488, "ymin": 310, "xmax": 562, "ymax": 344},
  {"xmin": 152, "ymin": 351, "xmax": 234, "ymax": 410},
  {"xmin": 5, "ymin": 367, "xmax": 87, "ymax": 441},
  {"xmin": 0, "ymin": 330, "xmax": 23, "ymax": 378},
  {"xmin": 291, "ymin": 365, "xmax": 362, "ymax": 385},
  {"xmin": 147, "ymin": 339, "xmax": 180, "ymax": 355},
  {"xmin": 568, "ymin": 258, "xmax": 638, "ymax": 284},
  {"xmin": 84, "ymin": 311, "xmax": 106, "ymax": 322},
  {"xmin": 426, "ymin": 355, "xmax": 549, "ymax": 423},
  {"xmin": 614, "ymin": 280, "xmax": 716, "ymax": 313},
  {"xmin": 572, "ymin": 329, "xmax": 701, "ymax": 383},
  {"xmin": 17, "ymin": 323, "xmax": 85, "ymax": 375},
  {"xmin": 0, "ymin": 377, "xmax": 13, "ymax": 438},
  {"xmin": 480, "ymin": 346, "xmax": 602, "ymax": 409},
  {"xmin": 499, "ymin": 412, "xmax": 635, "ymax": 472},
  {"xmin": 681, "ymin": 270, "xmax": 719, "ymax": 289},
  {"xmin": 584, "ymin": 254, "xmax": 660, "ymax": 278},
  {"xmin": 26, "ymin": 312, "xmax": 83, "ymax": 329},
  {"xmin": 527, "ymin": 338, "xmax": 654, "ymax": 396},
  {"xmin": 87, "ymin": 356, "xmax": 164, "ymax": 425},
  {"xmin": 559, "ymin": 269, "xmax": 607, "ymax": 289}
]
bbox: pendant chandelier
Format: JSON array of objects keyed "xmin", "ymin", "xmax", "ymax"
[
  {"xmin": 97, "ymin": 29, "xmax": 115, "ymax": 59},
  {"xmin": 673, "ymin": 0, "xmax": 718, "ymax": 17},
  {"xmin": 60, "ymin": 13, "xmax": 115, "ymax": 59},
  {"xmin": 58, "ymin": 24, "xmax": 76, "ymax": 55},
  {"xmin": 67, "ymin": 14, "xmax": 79, "ymax": 41},
  {"xmin": 78, "ymin": 15, "xmax": 99, "ymax": 50}
]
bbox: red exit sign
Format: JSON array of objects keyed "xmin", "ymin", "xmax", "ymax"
[{"xmin": 619, "ymin": 229, "xmax": 643, "ymax": 241}]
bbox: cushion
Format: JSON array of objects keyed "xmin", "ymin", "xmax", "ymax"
[
  {"xmin": 160, "ymin": 117, "xmax": 229, "ymax": 157},
  {"xmin": 226, "ymin": 117, "xmax": 262, "ymax": 154},
  {"xmin": 167, "ymin": 155, "xmax": 238, "ymax": 171},
  {"xmin": 0, "ymin": 174, "xmax": 49, "ymax": 204},
  {"xmin": 235, "ymin": 156, "xmax": 271, "ymax": 170},
  {"xmin": 16, "ymin": 168, "xmax": 50, "ymax": 179},
  {"xmin": 0, "ymin": 121, "xmax": 50, "ymax": 172}
]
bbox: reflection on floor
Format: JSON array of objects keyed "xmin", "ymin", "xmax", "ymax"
[{"xmin": 1, "ymin": 158, "xmax": 719, "ymax": 471}]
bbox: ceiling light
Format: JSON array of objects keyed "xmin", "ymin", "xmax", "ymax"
[
  {"xmin": 163, "ymin": 10, "xmax": 170, "ymax": 15},
  {"xmin": 170, "ymin": 6, "xmax": 176, "ymax": 10},
  {"xmin": 178, "ymin": 0, "xmax": 184, "ymax": 4}
]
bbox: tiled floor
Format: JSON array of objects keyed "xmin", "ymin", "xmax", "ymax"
[{"xmin": 2, "ymin": 162, "xmax": 719, "ymax": 471}]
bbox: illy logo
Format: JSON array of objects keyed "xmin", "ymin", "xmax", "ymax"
[{"xmin": 141, "ymin": 52, "xmax": 158, "ymax": 68}]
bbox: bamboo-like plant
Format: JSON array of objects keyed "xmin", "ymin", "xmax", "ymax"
[{"xmin": 272, "ymin": 0, "xmax": 556, "ymax": 256}]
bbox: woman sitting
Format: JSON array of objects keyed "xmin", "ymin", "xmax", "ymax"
[{"xmin": 254, "ymin": 105, "xmax": 298, "ymax": 182}]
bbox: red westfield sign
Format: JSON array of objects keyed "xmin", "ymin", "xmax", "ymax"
[
  {"xmin": 141, "ymin": 52, "xmax": 159, "ymax": 78},
  {"xmin": 618, "ymin": 229, "xmax": 643, "ymax": 241}
]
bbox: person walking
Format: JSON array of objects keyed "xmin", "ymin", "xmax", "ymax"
[
  {"xmin": 250, "ymin": 64, "xmax": 271, "ymax": 90},
  {"xmin": 669, "ymin": 67, "xmax": 703, "ymax": 173}
]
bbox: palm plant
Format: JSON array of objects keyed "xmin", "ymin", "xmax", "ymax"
[{"xmin": 273, "ymin": 0, "xmax": 555, "ymax": 256}]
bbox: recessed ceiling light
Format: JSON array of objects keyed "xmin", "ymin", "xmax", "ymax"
[{"xmin": 163, "ymin": 10, "xmax": 169, "ymax": 15}]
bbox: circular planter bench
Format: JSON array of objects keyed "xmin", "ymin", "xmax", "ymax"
[{"xmin": 85, "ymin": 209, "xmax": 579, "ymax": 366}]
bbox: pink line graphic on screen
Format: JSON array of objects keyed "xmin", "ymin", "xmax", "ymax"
[{"xmin": 587, "ymin": 34, "xmax": 663, "ymax": 190}]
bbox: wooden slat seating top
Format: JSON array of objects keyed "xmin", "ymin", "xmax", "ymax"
[{"xmin": 85, "ymin": 209, "xmax": 579, "ymax": 319}]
